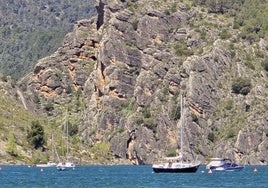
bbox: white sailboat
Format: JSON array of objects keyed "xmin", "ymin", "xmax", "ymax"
[
  {"xmin": 57, "ymin": 113, "xmax": 75, "ymax": 171},
  {"xmin": 152, "ymin": 95, "xmax": 200, "ymax": 173}
]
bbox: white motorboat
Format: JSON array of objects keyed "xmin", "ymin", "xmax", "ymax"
[
  {"xmin": 206, "ymin": 158, "xmax": 244, "ymax": 172},
  {"xmin": 56, "ymin": 162, "xmax": 75, "ymax": 171}
]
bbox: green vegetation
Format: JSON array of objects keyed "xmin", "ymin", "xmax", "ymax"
[
  {"xmin": 262, "ymin": 59, "xmax": 268, "ymax": 71},
  {"xmin": 236, "ymin": 1, "xmax": 268, "ymax": 42},
  {"xmin": 166, "ymin": 148, "xmax": 177, "ymax": 157},
  {"xmin": 68, "ymin": 121, "xmax": 79, "ymax": 137},
  {"xmin": 164, "ymin": 2, "xmax": 179, "ymax": 15},
  {"xmin": 7, "ymin": 132, "xmax": 19, "ymax": 157},
  {"xmin": 170, "ymin": 104, "xmax": 181, "ymax": 121},
  {"xmin": 143, "ymin": 118, "xmax": 157, "ymax": 133},
  {"xmin": 212, "ymin": 97, "xmax": 249, "ymax": 143},
  {"xmin": 119, "ymin": 99, "xmax": 137, "ymax": 117},
  {"xmin": 0, "ymin": 0, "xmax": 96, "ymax": 80},
  {"xmin": 174, "ymin": 42, "xmax": 194, "ymax": 57},
  {"xmin": 207, "ymin": 132, "xmax": 215, "ymax": 142},
  {"xmin": 219, "ymin": 29, "xmax": 231, "ymax": 40},
  {"xmin": 132, "ymin": 20, "xmax": 139, "ymax": 31},
  {"xmin": 170, "ymin": 94, "xmax": 182, "ymax": 121},
  {"xmin": 265, "ymin": 129, "xmax": 268, "ymax": 137},
  {"xmin": 138, "ymin": 106, "xmax": 157, "ymax": 133},
  {"xmin": 231, "ymin": 77, "xmax": 252, "ymax": 95},
  {"xmin": 224, "ymin": 99, "xmax": 233, "ymax": 111},
  {"xmin": 27, "ymin": 121, "xmax": 45, "ymax": 149},
  {"xmin": 79, "ymin": 59, "xmax": 95, "ymax": 73},
  {"xmin": 127, "ymin": 1, "xmax": 139, "ymax": 13},
  {"xmin": 192, "ymin": 0, "xmax": 268, "ymax": 42},
  {"xmin": 226, "ymin": 129, "xmax": 236, "ymax": 139},
  {"xmin": 90, "ymin": 142, "xmax": 112, "ymax": 161},
  {"xmin": 44, "ymin": 102, "xmax": 54, "ymax": 115},
  {"xmin": 157, "ymin": 87, "xmax": 169, "ymax": 103}
]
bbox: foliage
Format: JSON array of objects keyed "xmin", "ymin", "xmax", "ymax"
[
  {"xmin": 166, "ymin": 148, "xmax": 177, "ymax": 157},
  {"xmin": 0, "ymin": 89, "xmax": 42, "ymax": 159},
  {"xmin": 44, "ymin": 103, "xmax": 54, "ymax": 112},
  {"xmin": 220, "ymin": 29, "xmax": 231, "ymax": 40},
  {"xmin": 226, "ymin": 129, "xmax": 236, "ymax": 139},
  {"xmin": 236, "ymin": 1, "xmax": 268, "ymax": 42},
  {"xmin": 127, "ymin": 1, "xmax": 138, "ymax": 13},
  {"xmin": 65, "ymin": 84, "xmax": 73, "ymax": 94},
  {"xmin": 193, "ymin": 0, "xmax": 268, "ymax": 42},
  {"xmin": 164, "ymin": 2, "xmax": 178, "ymax": 16},
  {"xmin": 143, "ymin": 117, "xmax": 157, "ymax": 133},
  {"xmin": 90, "ymin": 142, "xmax": 112, "ymax": 160},
  {"xmin": 119, "ymin": 99, "xmax": 136, "ymax": 117},
  {"xmin": 170, "ymin": 105, "xmax": 180, "ymax": 121},
  {"xmin": 7, "ymin": 133, "xmax": 19, "ymax": 157},
  {"xmin": 0, "ymin": 0, "xmax": 96, "ymax": 80},
  {"xmin": 140, "ymin": 106, "xmax": 151, "ymax": 119},
  {"xmin": 132, "ymin": 20, "xmax": 139, "ymax": 31},
  {"xmin": 192, "ymin": 0, "xmax": 244, "ymax": 14},
  {"xmin": 207, "ymin": 132, "xmax": 215, "ymax": 142},
  {"xmin": 191, "ymin": 114, "xmax": 199, "ymax": 123},
  {"xmin": 174, "ymin": 42, "xmax": 193, "ymax": 57},
  {"xmin": 33, "ymin": 94, "xmax": 41, "ymax": 104},
  {"xmin": 265, "ymin": 129, "xmax": 268, "ymax": 137},
  {"xmin": 262, "ymin": 59, "xmax": 268, "ymax": 71},
  {"xmin": 27, "ymin": 121, "xmax": 45, "ymax": 149},
  {"xmin": 158, "ymin": 87, "xmax": 169, "ymax": 103},
  {"xmin": 68, "ymin": 121, "xmax": 78, "ymax": 137},
  {"xmin": 1, "ymin": 75, "xmax": 8, "ymax": 82},
  {"xmin": 231, "ymin": 77, "xmax": 251, "ymax": 95},
  {"xmin": 224, "ymin": 99, "xmax": 233, "ymax": 110}
]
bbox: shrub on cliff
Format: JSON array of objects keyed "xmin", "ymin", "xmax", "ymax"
[
  {"xmin": 231, "ymin": 77, "xmax": 251, "ymax": 95},
  {"xmin": 262, "ymin": 59, "xmax": 268, "ymax": 72},
  {"xmin": 27, "ymin": 121, "xmax": 45, "ymax": 149}
]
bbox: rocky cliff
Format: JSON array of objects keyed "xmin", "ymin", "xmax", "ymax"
[{"xmin": 20, "ymin": 0, "xmax": 268, "ymax": 165}]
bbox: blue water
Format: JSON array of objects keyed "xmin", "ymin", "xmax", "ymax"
[{"xmin": 0, "ymin": 165, "xmax": 267, "ymax": 188}]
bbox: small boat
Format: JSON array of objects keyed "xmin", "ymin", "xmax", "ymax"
[
  {"xmin": 36, "ymin": 161, "xmax": 57, "ymax": 168},
  {"xmin": 56, "ymin": 162, "xmax": 75, "ymax": 171},
  {"xmin": 152, "ymin": 96, "xmax": 200, "ymax": 173},
  {"xmin": 206, "ymin": 158, "xmax": 244, "ymax": 172}
]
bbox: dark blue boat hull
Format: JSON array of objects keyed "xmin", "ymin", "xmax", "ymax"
[{"xmin": 153, "ymin": 165, "xmax": 200, "ymax": 173}]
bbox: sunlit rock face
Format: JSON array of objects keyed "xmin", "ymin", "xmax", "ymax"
[{"xmin": 20, "ymin": 0, "xmax": 268, "ymax": 165}]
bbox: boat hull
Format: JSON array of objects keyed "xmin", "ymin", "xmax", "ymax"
[
  {"xmin": 211, "ymin": 166, "xmax": 244, "ymax": 172},
  {"xmin": 36, "ymin": 164, "xmax": 56, "ymax": 168},
  {"xmin": 57, "ymin": 166, "xmax": 75, "ymax": 171},
  {"xmin": 36, "ymin": 161, "xmax": 57, "ymax": 168},
  {"xmin": 153, "ymin": 164, "xmax": 200, "ymax": 173}
]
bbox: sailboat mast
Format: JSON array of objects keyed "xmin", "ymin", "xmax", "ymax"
[
  {"xmin": 66, "ymin": 112, "xmax": 69, "ymax": 161},
  {"xmin": 180, "ymin": 95, "xmax": 184, "ymax": 161},
  {"xmin": 53, "ymin": 141, "xmax": 61, "ymax": 163},
  {"xmin": 51, "ymin": 134, "xmax": 54, "ymax": 162}
]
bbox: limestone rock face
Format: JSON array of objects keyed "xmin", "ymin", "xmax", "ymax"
[{"xmin": 21, "ymin": 0, "xmax": 268, "ymax": 165}]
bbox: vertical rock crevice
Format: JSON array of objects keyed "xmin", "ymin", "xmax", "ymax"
[{"xmin": 96, "ymin": 0, "xmax": 105, "ymax": 30}]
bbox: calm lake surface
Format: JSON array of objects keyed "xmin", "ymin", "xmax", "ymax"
[{"xmin": 0, "ymin": 165, "xmax": 267, "ymax": 188}]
